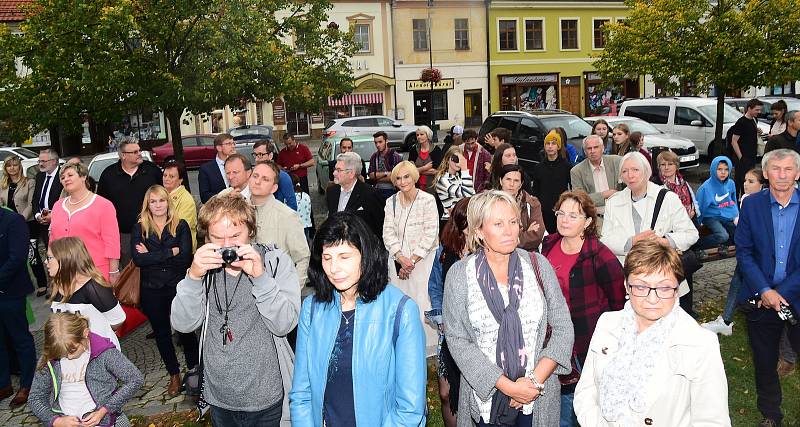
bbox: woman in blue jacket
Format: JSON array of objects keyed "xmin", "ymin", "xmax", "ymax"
[{"xmin": 290, "ymin": 211, "xmax": 427, "ymax": 427}]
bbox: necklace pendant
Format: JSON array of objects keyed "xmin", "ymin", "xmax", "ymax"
[{"xmin": 227, "ymin": 328, "xmax": 234, "ymax": 343}]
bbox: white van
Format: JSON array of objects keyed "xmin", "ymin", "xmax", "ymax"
[{"xmin": 619, "ymin": 97, "xmax": 768, "ymax": 157}]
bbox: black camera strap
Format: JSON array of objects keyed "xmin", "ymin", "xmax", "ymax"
[{"xmin": 212, "ymin": 270, "xmax": 248, "ymax": 346}]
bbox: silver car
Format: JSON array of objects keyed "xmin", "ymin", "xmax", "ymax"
[{"xmin": 323, "ymin": 115, "xmax": 417, "ymax": 151}]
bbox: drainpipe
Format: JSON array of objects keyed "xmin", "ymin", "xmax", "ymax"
[
  {"xmin": 485, "ymin": 0, "xmax": 491, "ymax": 116},
  {"xmin": 390, "ymin": 0, "xmax": 399, "ymax": 120}
]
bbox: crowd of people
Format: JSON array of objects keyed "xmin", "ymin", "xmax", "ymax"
[{"xmin": 0, "ymin": 100, "xmax": 797, "ymax": 427}]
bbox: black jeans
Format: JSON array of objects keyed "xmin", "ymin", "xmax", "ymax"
[
  {"xmin": 746, "ymin": 307, "xmax": 800, "ymax": 422},
  {"xmin": 140, "ymin": 287, "xmax": 199, "ymax": 375},
  {"xmin": 0, "ymin": 297, "xmax": 36, "ymax": 388},
  {"xmin": 211, "ymin": 398, "xmax": 282, "ymax": 427}
]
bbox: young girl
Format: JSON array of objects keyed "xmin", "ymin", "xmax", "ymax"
[
  {"xmin": 28, "ymin": 312, "xmax": 143, "ymax": 427},
  {"xmin": 292, "ymin": 174, "xmax": 313, "ymax": 243}
]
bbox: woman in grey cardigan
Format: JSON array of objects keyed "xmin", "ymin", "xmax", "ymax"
[{"xmin": 444, "ymin": 191, "xmax": 574, "ymax": 427}]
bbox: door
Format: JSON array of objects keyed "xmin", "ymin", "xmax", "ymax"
[
  {"xmin": 414, "ymin": 92, "xmax": 432, "ymax": 126},
  {"xmin": 561, "ymin": 79, "xmax": 581, "ymax": 115},
  {"xmin": 287, "ymin": 111, "xmax": 310, "ymax": 136},
  {"xmin": 673, "ymin": 106, "xmax": 709, "ymax": 151},
  {"xmin": 464, "ymin": 91, "xmax": 482, "ymax": 128}
]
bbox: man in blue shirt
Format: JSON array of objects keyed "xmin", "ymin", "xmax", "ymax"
[{"xmin": 736, "ymin": 148, "xmax": 800, "ymax": 427}]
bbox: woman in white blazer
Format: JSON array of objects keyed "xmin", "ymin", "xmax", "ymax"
[{"xmin": 574, "ymin": 240, "xmax": 730, "ymax": 427}]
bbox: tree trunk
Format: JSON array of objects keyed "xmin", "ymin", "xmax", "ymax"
[
  {"xmin": 165, "ymin": 109, "xmax": 189, "ymax": 191},
  {"xmin": 714, "ymin": 86, "xmax": 726, "ymax": 156}
]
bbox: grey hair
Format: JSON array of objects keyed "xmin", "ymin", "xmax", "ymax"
[
  {"xmin": 40, "ymin": 148, "xmax": 59, "ymax": 161},
  {"xmin": 465, "ymin": 190, "xmax": 521, "ymax": 253},
  {"xmin": 762, "ymin": 148, "xmax": 800, "ymax": 171},
  {"xmin": 786, "ymin": 110, "xmax": 799, "ymax": 123},
  {"xmin": 415, "ymin": 125, "xmax": 433, "ymax": 141},
  {"xmin": 583, "ymin": 134, "xmax": 605, "ymax": 151},
  {"xmin": 336, "ymin": 151, "xmax": 363, "ymax": 175},
  {"xmin": 620, "ymin": 151, "xmax": 652, "ymax": 181},
  {"xmin": 116, "ymin": 136, "xmax": 139, "ymax": 155}
]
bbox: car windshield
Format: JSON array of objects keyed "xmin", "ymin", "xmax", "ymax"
[
  {"xmin": 332, "ymin": 139, "xmax": 375, "ymax": 161},
  {"xmin": 230, "ymin": 126, "xmax": 272, "ymax": 137},
  {"xmin": 698, "ymin": 104, "xmax": 742, "ymax": 123},
  {"xmin": 613, "ymin": 119, "xmax": 662, "ymax": 135},
  {"xmin": 12, "ymin": 148, "xmax": 39, "ymax": 159},
  {"xmin": 540, "ymin": 116, "xmax": 592, "ymax": 139},
  {"xmin": 89, "ymin": 158, "xmax": 116, "ymax": 181}
]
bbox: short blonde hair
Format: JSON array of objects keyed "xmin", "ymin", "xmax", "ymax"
[
  {"xmin": 624, "ymin": 240, "xmax": 685, "ymax": 284},
  {"xmin": 465, "ymin": 190, "xmax": 520, "ymax": 253},
  {"xmin": 197, "ymin": 193, "xmax": 256, "ymax": 243},
  {"xmin": 390, "ymin": 160, "xmax": 420, "ymax": 185},
  {"xmin": 59, "ymin": 161, "xmax": 89, "ymax": 180},
  {"xmin": 656, "ymin": 150, "xmax": 679, "ymax": 166},
  {"xmin": 415, "ymin": 126, "xmax": 433, "ymax": 141}
]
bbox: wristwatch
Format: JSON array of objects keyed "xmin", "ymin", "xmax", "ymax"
[{"xmin": 530, "ymin": 376, "xmax": 545, "ymax": 396}]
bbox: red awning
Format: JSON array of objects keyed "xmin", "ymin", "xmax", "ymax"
[{"xmin": 328, "ymin": 92, "xmax": 384, "ymax": 106}]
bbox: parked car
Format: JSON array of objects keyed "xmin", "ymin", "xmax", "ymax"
[
  {"xmin": 478, "ymin": 110, "xmax": 592, "ymax": 172},
  {"xmin": 315, "ymin": 135, "xmax": 378, "ymax": 194},
  {"xmin": 88, "ymin": 151, "xmax": 154, "ymax": 182},
  {"xmin": 323, "ymin": 115, "xmax": 417, "ymax": 151},
  {"xmin": 227, "ymin": 125, "xmax": 274, "ymax": 144},
  {"xmin": 726, "ymin": 97, "xmax": 800, "ymax": 123},
  {"xmin": 0, "ymin": 147, "xmax": 65, "ymax": 178},
  {"xmin": 150, "ymin": 134, "xmax": 255, "ymax": 169},
  {"xmin": 584, "ymin": 116, "xmax": 699, "ymax": 169},
  {"xmin": 619, "ymin": 97, "xmax": 769, "ymax": 157}
]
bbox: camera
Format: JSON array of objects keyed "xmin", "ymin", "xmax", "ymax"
[
  {"xmin": 217, "ymin": 247, "xmax": 242, "ymax": 265},
  {"xmin": 778, "ymin": 303, "xmax": 798, "ymax": 326}
]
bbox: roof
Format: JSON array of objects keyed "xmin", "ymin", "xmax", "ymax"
[{"xmin": 0, "ymin": 0, "xmax": 31, "ymax": 23}]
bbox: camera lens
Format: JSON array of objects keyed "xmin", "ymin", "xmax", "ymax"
[{"xmin": 221, "ymin": 248, "xmax": 238, "ymax": 264}]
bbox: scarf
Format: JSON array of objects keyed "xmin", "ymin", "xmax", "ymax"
[
  {"xmin": 475, "ymin": 249, "xmax": 526, "ymax": 425},
  {"xmin": 598, "ymin": 301, "xmax": 680, "ymax": 425},
  {"xmin": 661, "ymin": 173, "xmax": 692, "ymax": 214}
]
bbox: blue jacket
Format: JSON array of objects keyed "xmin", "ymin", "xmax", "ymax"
[
  {"xmin": 198, "ymin": 159, "xmax": 227, "ymax": 203},
  {"xmin": 735, "ymin": 188, "xmax": 800, "ymax": 305},
  {"xmin": 289, "ymin": 285, "xmax": 427, "ymax": 427},
  {"xmin": 276, "ymin": 170, "xmax": 298, "ymax": 211},
  {"xmin": 696, "ymin": 156, "xmax": 738, "ymax": 223},
  {"xmin": 0, "ymin": 207, "xmax": 32, "ymax": 299}
]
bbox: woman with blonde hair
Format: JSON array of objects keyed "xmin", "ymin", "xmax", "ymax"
[
  {"xmin": 408, "ymin": 125, "xmax": 443, "ymax": 190},
  {"xmin": 434, "ymin": 145, "xmax": 475, "ymax": 229},
  {"xmin": 28, "ymin": 312, "xmax": 143, "ymax": 427},
  {"xmin": 0, "ymin": 155, "xmax": 48, "ymax": 295},
  {"xmin": 47, "ymin": 237, "xmax": 126, "ymax": 350},
  {"xmin": 131, "ymin": 185, "xmax": 198, "ymax": 397}
]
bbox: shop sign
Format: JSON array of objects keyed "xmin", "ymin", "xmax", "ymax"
[
  {"xmin": 272, "ymin": 98, "xmax": 286, "ymax": 126},
  {"xmin": 406, "ymin": 78, "xmax": 454, "ymax": 91},
  {"xmin": 501, "ymin": 74, "xmax": 558, "ymax": 85}
]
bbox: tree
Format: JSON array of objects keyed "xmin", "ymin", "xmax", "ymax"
[
  {"xmin": 0, "ymin": 0, "xmax": 357, "ymax": 164},
  {"xmin": 594, "ymin": 0, "xmax": 800, "ymax": 153}
]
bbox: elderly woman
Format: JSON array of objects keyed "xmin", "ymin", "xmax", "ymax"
[
  {"xmin": 408, "ymin": 125, "xmax": 443, "ymax": 190},
  {"xmin": 290, "ymin": 212, "xmax": 427, "ymax": 426},
  {"xmin": 443, "ymin": 190, "xmax": 574, "ymax": 427},
  {"xmin": 574, "ymin": 240, "xmax": 730, "ymax": 426},
  {"xmin": 49, "ymin": 162, "xmax": 120, "ymax": 281},
  {"xmin": 541, "ymin": 191, "xmax": 625, "ymax": 426},
  {"xmin": 162, "ymin": 162, "xmax": 197, "ymax": 250},
  {"xmin": 498, "ymin": 164, "xmax": 544, "ymax": 252},
  {"xmin": 655, "ymin": 150, "xmax": 699, "ymax": 224},
  {"xmin": 384, "ymin": 160, "xmax": 440, "ymax": 354},
  {"xmin": 601, "ymin": 152, "xmax": 699, "ymax": 315}
]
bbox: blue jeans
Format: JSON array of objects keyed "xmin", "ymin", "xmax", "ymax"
[
  {"xmin": 0, "ymin": 297, "xmax": 36, "ymax": 388},
  {"xmin": 211, "ymin": 399, "xmax": 282, "ymax": 427},
  {"xmin": 722, "ymin": 266, "xmax": 743, "ymax": 324},
  {"xmin": 560, "ymin": 392, "xmax": 578, "ymax": 427},
  {"xmin": 478, "ymin": 413, "xmax": 533, "ymax": 427},
  {"xmin": 699, "ymin": 217, "xmax": 736, "ymax": 249}
]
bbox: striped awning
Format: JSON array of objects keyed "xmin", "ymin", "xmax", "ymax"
[{"xmin": 328, "ymin": 92, "xmax": 384, "ymax": 106}]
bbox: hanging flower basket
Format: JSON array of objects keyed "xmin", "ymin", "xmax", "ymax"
[{"xmin": 420, "ymin": 68, "xmax": 442, "ymax": 83}]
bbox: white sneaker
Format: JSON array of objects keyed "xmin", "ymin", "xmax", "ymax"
[{"xmin": 701, "ymin": 315, "xmax": 733, "ymax": 336}]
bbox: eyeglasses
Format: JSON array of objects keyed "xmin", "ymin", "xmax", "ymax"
[
  {"xmin": 627, "ymin": 283, "xmax": 679, "ymax": 299},
  {"xmin": 554, "ymin": 210, "xmax": 587, "ymax": 222},
  {"xmin": 122, "ymin": 150, "xmax": 141, "ymax": 155},
  {"xmin": 38, "ymin": 159, "xmax": 55, "ymax": 164},
  {"xmin": 253, "ymin": 152, "xmax": 270, "ymax": 158},
  {"xmin": 334, "ymin": 168, "xmax": 353, "ymax": 174}
]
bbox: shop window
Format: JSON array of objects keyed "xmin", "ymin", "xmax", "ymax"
[
  {"xmin": 498, "ymin": 19, "xmax": 517, "ymax": 51},
  {"xmin": 255, "ymin": 102, "xmax": 264, "ymax": 125},
  {"xmin": 593, "ymin": 19, "xmax": 609, "ymax": 49},
  {"xmin": 560, "ymin": 19, "xmax": 579, "ymax": 50},
  {"xmin": 354, "ymin": 24, "xmax": 371, "ymax": 53},
  {"xmin": 525, "ymin": 19, "xmax": 544, "ymax": 51},
  {"xmin": 455, "ymin": 19, "xmax": 469, "ymax": 50},
  {"xmin": 323, "ymin": 107, "xmax": 350, "ymax": 125},
  {"xmin": 355, "ymin": 104, "xmax": 382, "ymax": 116},
  {"xmin": 413, "ymin": 19, "xmax": 428, "ymax": 51}
]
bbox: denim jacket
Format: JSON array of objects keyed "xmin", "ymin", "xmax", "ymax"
[
  {"xmin": 426, "ymin": 245, "xmax": 445, "ymax": 324},
  {"xmin": 289, "ymin": 285, "xmax": 427, "ymax": 427}
]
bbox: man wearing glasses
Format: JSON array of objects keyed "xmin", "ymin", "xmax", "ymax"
[
  {"xmin": 199, "ymin": 133, "xmax": 237, "ymax": 203},
  {"xmin": 252, "ymin": 140, "xmax": 297, "ymax": 210},
  {"xmin": 98, "ymin": 136, "xmax": 163, "ymax": 266},
  {"xmin": 325, "ymin": 152, "xmax": 383, "ymax": 239},
  {"xmin": 32, "ymin": 149, "xmax": 63, "ymax": 296},
  {"xmin": 327, "ymin": 138, "xmax": 367, "ymax": 184}
]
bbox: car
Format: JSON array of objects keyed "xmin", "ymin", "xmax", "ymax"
[
  {"xmin": 150, "ymin": 134, "xmax": 256, "ymax": 169},
  {"xmin": 725, "ymin": 97, "xmax": 800, "ymax": 124},
  {"xmin": 477, "ymin": 110, "xmax": 592, "ymax": 172},
  {"xmin": 323, "ymin": 115, "xmax": 417, "ymax": 151},
  {"xmin": 314, "ymin": 135, "xmax": 378, "ymax": 194},
  {"xmin": 227, "ymin": 125, "xmax": 274, "ymax": 144},
  {"xmin": 88, "ymin": 151, "xmax": 154, "ymax": 182},
  {"xmin": 619, "ymin": 97, "xmax": 769, "ymax": 157},
  {"xmin": 0, "ymin": 147, "xmax": 66, "ymax": 178},
  {"xmin": 583, "ymin": 116, "xmax": 700, "ymax": 169}
]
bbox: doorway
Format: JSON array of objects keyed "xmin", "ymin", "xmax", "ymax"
[
  {"xmin": 286, "ymin": 110, "xmax": 310, "ymax": 136},
  {"xmin": 560, "ymin": 77, "xmax": 581, "ymax": 115},
  {"xmin": 464, "ymin": 90, "xmax": 482, "ymax": 127}
]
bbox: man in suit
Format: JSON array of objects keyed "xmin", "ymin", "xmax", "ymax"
[
  {"xmin": 199, "ymin": 133, "xmax": 236, "ymax": 203},
  {"xmin": 327, "ymin": 137, "xmax": 367, "ymax": 183},
  {"xmin": 570, "ymin": 135, "xmax": 624, "ymax": 225},
  {"xmin": 326, "ymin": 152, "xmax": 384, "ymax": 239},
  {"xmin": 0, "ymin": 207, "xmax": 37, "ymax": 408},
  {"xmin": 735, "ymin": 148, "xmax": 800, "ymax": 427},
  {"xmin": 32, "ymin": 149, "xmax": 63, "ymax": 296}
]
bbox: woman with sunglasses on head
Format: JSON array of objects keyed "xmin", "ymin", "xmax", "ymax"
[
  {"xmin": 162, "ymin": 162, "xmax": 197, "ymax": 251},
  {"xmin": 434, "ymin": 146, "xmax": 475, "ymax": 231}
]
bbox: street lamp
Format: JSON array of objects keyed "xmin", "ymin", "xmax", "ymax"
[{"xmin": 427, "ymin": 0, "xmax": 436, "ymax": 140}]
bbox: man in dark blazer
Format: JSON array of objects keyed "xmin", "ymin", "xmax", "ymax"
[
  {"xmin": 32, "ymin": 149, "xmax": 63, "ymax": 295},
  {"xmin": 735, "ymin": 149, "xmax": 800, "ymax": 426},
  {"xmin": 0, "ymin": 207, "xmax": 37, "ymax": 408},
  {"xmin": 199, "ymin": 133, "xmax": 236, "ymax": 203},
  {"xmin": 325, "ymin": 152, "xmax": 384, "ymax": 239}
]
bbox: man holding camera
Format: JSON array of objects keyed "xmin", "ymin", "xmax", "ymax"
[
  {"xmin": 171, "ymin": 194, "xmax": 300, "ymax": 426},
  {"xmin": 736, "ymin": 148, "xmax": 800, "ymax": 427}
]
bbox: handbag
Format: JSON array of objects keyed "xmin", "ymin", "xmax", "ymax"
[
  {"xmin": 650, "ymin": 188, "xmax": 703, "ymax": 278},
  {"xmin": 113, "ymin": 261, "xmax": 141, "ymax": 307}
]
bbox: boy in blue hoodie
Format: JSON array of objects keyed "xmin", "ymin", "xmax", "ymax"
[{"xmin": 696, "ymin": 155, "xmax": 738, "ymax": 254}]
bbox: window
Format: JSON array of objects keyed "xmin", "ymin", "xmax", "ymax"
[
  {"xmin": 343, "ymin": 118, "xmax": 376, "ymax": 127},
  {"xmin": 180, "ymin": 137, "xmax": 198, "ymax": 147},
  {"xmin": 455, "ymin": 18, "xmax": 469, "ymax": 50},
  {"xmin": 255, "ymin": 102, "xmax": 264, "ymax": 125},
  {"xmin": 593, "ymin": 19, "xmax": 609, "ymax": 49},
  {"xmin": 624, "ymin": 105, "xmax": 670, "ymax": 124},
  {"xmin": 560, "ymin": 19, "xmax": 578, "ymax": 50},
  {"xmin": 517, "ymin": 118, "xmax": 544, "ymax": 142},
  {"xmin": 498, "ymin": 19, "xmax": 517, "ymax": 51},
  {"xmin": 376, "ymin": 117, "xmax": 395, "ymax": 126},
  {"xmin": 413, "ymin": 19, "xmax": 428, "ymax": 51},
  {"xmin": 675, "ymin": 107, "xmax": 706, "ymax": 126},
  {"xmin": 525, "ymin": 19, "xmax": 544, "ymax": 50},
  {"xmin": 354, "ymin": 24, "xmax": 371, "ymax": 53},
  {"xmin": 294, "ymin": 38, "xmax": 306, "ymax": 54}
]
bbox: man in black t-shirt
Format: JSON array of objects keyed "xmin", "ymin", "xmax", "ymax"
[
  {"xmin": 730, "ymin": 98, "xmax": 763, "ymax": 196},
  {"xmin": 765, "ymin": 110, "xmax": 800, "ymax": 155}
]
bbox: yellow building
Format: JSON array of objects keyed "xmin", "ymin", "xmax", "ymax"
[{"xmin": 489, "ymin": 1, "xmax": 639, "ymax": 117}]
